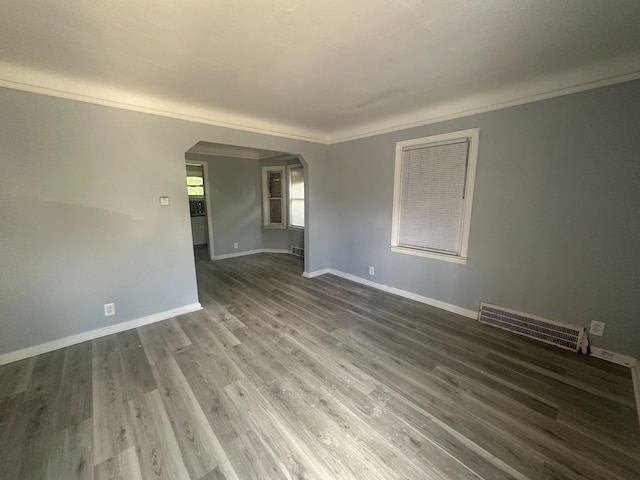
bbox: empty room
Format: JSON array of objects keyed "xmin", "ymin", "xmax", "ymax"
[{"xmin": 1, "ymin": 1, "xmax": 639, "ymax": 479}]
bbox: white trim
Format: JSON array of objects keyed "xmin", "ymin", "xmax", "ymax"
[
  {"xmin": 262, "ymin": 225, "xmax": 287, "ymax": 230},
  {"xmin": 390, "ymin": 246, "xmax": 468, "ymax": 264},
  {"xmin": 261, "ymin": 165, "xmax": 287, "ymax": 227},
  {"xmin": 632, "ymin": 364, "xmax": 640, "ymax": 427},
  {"xmin": 1, "ymin": 57, "xmax": 638, "ymax": 145},
  {"xmin": 307, "ymin": 268, "xmax": 477, "ymax": 318},
  {"xmin": 589, "ymin": 347, "xmax": 638, "ymax": 368},
  {"xmin": 0, "ymin": 63, "xmax": 326, "ymax": 143},
  {"xmin": 326, "ymin": 62, "xmax": 640, "ymax": 143},
  {"xmin": 0, "ymin": 303, "xmax": 202, "ymax": 366},
  {"xmin": 214, "ymin": 249, "xmax": 264, "ymax": 260},
  {"xmin": 213, "ymin": 248, "xmax": 290, "ymax": 260},
  {"xmin": 390, "ymin": 128, "xmax": 480, "ymax": 264},
  {"xmin": 302, "ymin": 268, "xmax": 331, "ymax": 279}
]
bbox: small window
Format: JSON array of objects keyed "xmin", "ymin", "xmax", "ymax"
[
  {"xmin": 186, "ymin": 176, "xmax": 204, "ymax": 196},
  {"xmin": 390, "ymin": 128, "xmax": 480, "ymax": 264},
  {"xmin": 262, "ymin": 166, "xmax": 285, "ymax": 227},
  {"xmin": 288, "ymin": 166, "xmax": 304, "ymax": 228}
]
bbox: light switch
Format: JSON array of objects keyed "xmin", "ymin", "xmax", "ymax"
[{"xmin": 160, "ymin": 196, "xmax": 170, "ymax": 206}]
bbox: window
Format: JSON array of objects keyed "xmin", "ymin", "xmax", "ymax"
[
  {"xmin": 390, "ymin": 128, "xmax": 480, "ymax": 264},
  {"xmin": 261, "ymin": 164, "xmax": 305, "ymax": 229},
  {"xmin": 186, "ymin": 164, "xmax": 205, "ymax": 196},
  {"xmin": 186, "ymin": 176, "xmax": 204, "ymax": 196},
  {"xmin": 288, "ymin": 166, "xmax": 304, "ymax": 228},
  {"xmin": 262, "ymin": 166, "xmax": 285, "ymax": 227}
]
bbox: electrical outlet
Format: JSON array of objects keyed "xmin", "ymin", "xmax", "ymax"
[
  {"xmin": 104, "ymin": 303, "xmax": 116, "ymax": 317},
  {"xmin": 234, "ymin": 242, "xmax": 238, "ymax": 249},
  {"xmin": 369, "ymin": 266, "xmax": 375, "ymax": 275},
  {"xmin": 589, "ymin": 320, "xmax": 605, "ymax": 336}
]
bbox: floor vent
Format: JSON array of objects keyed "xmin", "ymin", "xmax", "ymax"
[
  {"xmin": 478, "ymin": 302, "xmax": 588, "ymax": 353},
  {"xmin": 291, "ymin": 246, "xmax": 304, "ymax": 257}
]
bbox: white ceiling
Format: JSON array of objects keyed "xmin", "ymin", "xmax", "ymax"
[{"xmin": 1, "ymin": 0, "xmax": 639, "ymax": 143}]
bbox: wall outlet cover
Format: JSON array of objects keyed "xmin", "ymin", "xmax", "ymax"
[
  {"xmin": 160, "ymin": 196, "xmax": 170, "ymax": 206},
  {"xmin": 104, "ymin": 303, "xmax": 116, "ymax": 317},
  {"xmin": 589, "ymin": 320, "xmax": 605, "ymax": 336},
  {"xmin": 369, "ymin": 266, "xmax": 375, "ymax": 275}
]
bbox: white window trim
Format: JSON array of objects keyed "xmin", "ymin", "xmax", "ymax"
[
  {"xmin": 262, "ymin": 166, "xmax": 286, "ymax": 228},
  {"xmin": 287, "ymin": 165, "xmax": 305, "ymax": 230},
  {"xmin": 390, "ymin": 128, "xmax": 480, "ymax": 265}
]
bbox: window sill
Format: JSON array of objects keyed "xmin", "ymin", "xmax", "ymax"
[
  {"xmin": 390, "ymin": 245, "xmax": 468, "ymax": 265},
  {"xmin": 263, "ymin": 225, "xmax": 287, "ymax": 230},
  {"xmin": 262, "ymin": 225, "xmax": 305, "ymax": 231}
]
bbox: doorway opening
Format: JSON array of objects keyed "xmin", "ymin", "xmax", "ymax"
[
  {"xmin": 186, "ymin": 162, "xmax": 214, "ymax": 262},
  {"xmin": 184, "ymin": 142, "xmax": 308, "ymax": 276}
]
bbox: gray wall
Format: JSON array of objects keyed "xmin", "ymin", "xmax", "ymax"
[
  {"xmin": 186, "ymin": 153, "xmax": 263, "ymax": 256},
  {"xmin": 325, "ymin": 79, "xmax": 640, "ymax": 358},
  {"xmin": 190, "ymin": 217, "xmax": 208, "ymax": 246},
  {"xmin": 288, "ymin": 228, "xmax": 304, "ymax": 251},
  {"xmin": 260, "ymin": 228, "xmax": 304, "ymax": 251},
  {"xmin": 2, "ymin": 80, "xmax": 639, "ymax": 359},
  {"xmin": 0, "ymin": 87, "xmax": 328, "ymax": 356},
  {"xmin": 185, "ymin": 153, "xmax": 306, "ymax": 256}
]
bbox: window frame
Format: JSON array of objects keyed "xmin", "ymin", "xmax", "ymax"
[
  {"xmin": 287, "ymin": 165, "xmax": 305, "ymax": 229},
  {"xmin": 390, "ymin": 128, "xmax": 480, "ymax": 265},
  {"xmin": 262, "ymin": 165, "xmax": 286, "ymax": 228}
]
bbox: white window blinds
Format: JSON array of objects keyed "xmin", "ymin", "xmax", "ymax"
[{"xmin": 398, "ymin": 140, "xmax": 469, "ymax": 255}]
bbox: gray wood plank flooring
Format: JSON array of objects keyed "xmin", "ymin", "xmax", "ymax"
[{"xmin": 1, "ymin": 252, "xmax": 639, "ymax": 479}]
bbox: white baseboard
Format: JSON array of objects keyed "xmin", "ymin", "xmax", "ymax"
[
  {"xmin": 214, "ymin": 249, "xmax": 263, "ymax": 260},
  {"xmin": 589, "ymin": 347, "xmax": 638, "ymax": 368},
  {"xmin": 214, "ymin": 248, "xmax": 290, "ymax": 260},
  {"xmin": 0, "ymin": 302, "xmax": 202, "ymax": 366},
  {"xmin": 304, "ymin": 268, "xmax": 477, "ymax": 319},
  {"xmin": 302, "ymin": 268, "xmax": 331, "ymax": 278},
  {"xmin": 307, "ymin": 269, "xmax": 640, "ymax": 371}
]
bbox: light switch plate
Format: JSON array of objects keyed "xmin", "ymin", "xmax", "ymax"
[{"xmin": 160, "ymin": 196, "xmax": 170, "ymax": 206}]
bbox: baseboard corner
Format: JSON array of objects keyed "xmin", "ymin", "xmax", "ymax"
[{"xmin": 302, "ymin": 268, "xmax": 330, "ymax": 279}]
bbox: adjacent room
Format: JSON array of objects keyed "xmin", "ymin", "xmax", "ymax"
[{"xmin": 1, "ymin": 1, "xmax": 639, "ymax": 479}]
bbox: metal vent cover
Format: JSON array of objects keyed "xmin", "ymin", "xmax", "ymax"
[
  {"xmin": 291, "ymin": 246, "xmax": 304, "ymax": 257},
  {"xmin": 478, "ymin": 302, "xmax": 588, "ymax": 353}
]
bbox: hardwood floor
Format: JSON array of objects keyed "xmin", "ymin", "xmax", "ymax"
[{"xmin": 1, "ymin": 252, "xmax": 639, "ymax": 479}]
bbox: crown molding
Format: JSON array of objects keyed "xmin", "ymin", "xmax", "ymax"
[
  {"xmin": 0, "ymin": 62, "xmax": 328, "ymax": 144},
  {"xmin": 326, "ymin": 54, "xmax": 640, "ymax": 144},
  {"xmin": 2, "ymin": 54, "xmax": 639, "ymax": 147}
]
